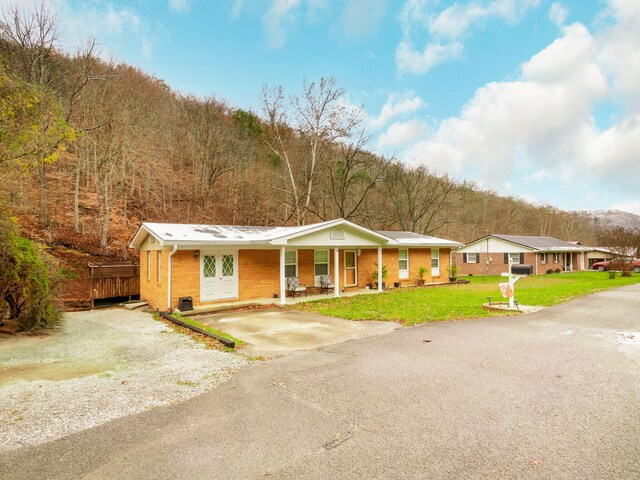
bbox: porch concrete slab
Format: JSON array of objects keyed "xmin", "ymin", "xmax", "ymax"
[{"xmin": 196, "ymin": 308, "xmax": 400, "ymax": 354}]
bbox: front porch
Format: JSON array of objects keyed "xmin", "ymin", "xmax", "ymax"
[{"xmin": 181, "ymin": 287, "xmax": 379, "ymax": 316}]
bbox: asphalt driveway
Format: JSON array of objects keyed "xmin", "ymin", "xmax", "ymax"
[
  {"xmin": 197, "ymin": 308, "xmax": 400, "ymax": 354},
  {"xmin": 2, "ymin": 284, "xmax": 640, "ymax": 479}
]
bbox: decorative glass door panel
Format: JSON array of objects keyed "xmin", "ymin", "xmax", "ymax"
[
  {"xmin": 201, "ymin": 255, "xmax": 218, "ymax": 300},
  {"xmin": 219, "ymin": 254, "xmax": 236, "ymax": 298},
  {"xmin": 201, "ymin": 251, "xmax": 238, "ymax": 301}
]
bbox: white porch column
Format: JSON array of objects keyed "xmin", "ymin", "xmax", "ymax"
[
  {"xmin": 334, "ymin": 247, "xmax": 340, "ymax": 297},
  {"xmin": 279, "ymin": 246, "xmax": 286, "ymax": 305},
  {"xmin": 377, "ymin": 247, "xmax": 383, "ymax": 292}
]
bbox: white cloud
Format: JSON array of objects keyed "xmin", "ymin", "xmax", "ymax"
[
  {"xmin": 338, "ymin": 0, "xmax": 385, "ymax": 39},
  {"xmin": 168, "ymin": 0, "xmax": 190, "ymax": 13},
  {"xmin": 263, "ymin": 0, "xmax": 301, "ymax": 48},
  {"xmin": 597, "ymin": 0, "xmax": 640, "ymax": 113},
  {"xmin": 548, "ymin": 3, "xmax": 568, "ymax": 27},
  {"xmin": 395, "ymin": 40, "xmax": 463, "ymax": 75},
  {"xmin": 40, "ymin": 0, "xmax": 157, "ymax": 62},
  {"xmin": 403, "ymin": 23, "xmax": 610, "ymax": 187},
  {"xmin": 396, "ymin": 0, "xmax": 541, "ymax": 75},
  {"xmin": 368, "ymin": 91, "xmax": 424, "ymax": 130},
  {"xmin": 378, "ymin": 119, "xmax": 429, "ymax": 148}
]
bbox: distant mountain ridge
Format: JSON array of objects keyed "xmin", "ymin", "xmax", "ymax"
[{"xmin": 578, "ymin": 210, "xmax": 640, "ymax": 232}]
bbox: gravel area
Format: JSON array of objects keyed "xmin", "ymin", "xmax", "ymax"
[{"xmin": 0, "ymin": 309, "xmax": 248, "ymax": 451}]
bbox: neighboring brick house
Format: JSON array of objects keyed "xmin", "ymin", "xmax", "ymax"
[
  {"xmin": 454, "ymin": 234, "xmax": 592, "ymax": 276},
  {"xmin": 129, "ymin": 218, "xmax": 462, "ymax": 311}
]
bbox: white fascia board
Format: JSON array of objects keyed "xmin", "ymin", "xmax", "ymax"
[
  {"xmin": 129, "ymin": 224, "xmax": 152, "ymax": 249},
  {"xmin": 401, "ymin": 242, "xmax": 463, "ymax": 248},
  {"xmin": 270, "ymin": 218, "xmax": 393, "ymax": 245}
]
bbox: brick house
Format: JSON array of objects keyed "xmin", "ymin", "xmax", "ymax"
[
  {"xmin": 129, "ymin": 218, "xmax": 462, "ymax": 311},
  {"xmin": 454, "ymin": 234, "xmax": 592, "ymax": 276}
]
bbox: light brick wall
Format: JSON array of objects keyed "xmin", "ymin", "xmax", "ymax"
[
  {"xmin": 139, "ymin": 246, "xmax": 455, "ymax": 309},
  {"xmin": 359, "ymin": 247, "xmax": 452, "ymax": 285},
  {"xmin": 140, "ymin": 247, "xmax": 169, "ymax": 310},
  {"xmin": 170, "ymin": 250, "xmax": 200, "ymax": 308},
  {"xmin": 237, "ymin": 249, "xmax": 280, "ymax": 301}
]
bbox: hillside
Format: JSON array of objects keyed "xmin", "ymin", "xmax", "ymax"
[
  {"xmin": 0, "ymin": 12, "xmax": 620, "ymax": 306},
  {"xmin": 578, "ymin": 210, "xmax": 640, "ymax": 233}
]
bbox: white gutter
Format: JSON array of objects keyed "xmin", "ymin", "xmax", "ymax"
[{"xmin": 167, "ymin": 244, "xmax": 178, "ymax": 311}]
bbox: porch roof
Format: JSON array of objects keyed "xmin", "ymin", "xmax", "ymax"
[{"xmin": 129, "ymin": 219, "xmax": 462, "ymax": 249}]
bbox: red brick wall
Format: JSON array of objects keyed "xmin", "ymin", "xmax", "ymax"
[{"xmin": 455, "ymin": 251, "xmax": 580, "ymax": 276}]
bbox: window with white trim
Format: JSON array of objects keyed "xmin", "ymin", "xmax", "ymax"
[
  {"xmin": 509, "ymin": 253, "xmax": 520, "ymax": 264},
  {"xmin": 540, "ymin": 253, "xmax": 547, "ymax": 264},
  {"xmin": 398, "ymin": 249, "xmax": 409, "ymax": 279},
  {"xmin": 285, "ymin": 250, "xmax": 297, "ymax": 278},
  {"xmin": 553, "ymin": 252, "xmax": 559, "ymax": 263},
  {"xmin": 157, "ymin": 251, "xmax": 162, "ymax": 283},
  {"xmin": 431, "ymin": 248, "xmax": 440, "ymax": 269},
  {"xmin": 467, "ymin": 253, "xmax": 478, "ymax": 263},
  {"xmin": 314, "ymin": 250, "xmax": 329, "ymax": 276}
]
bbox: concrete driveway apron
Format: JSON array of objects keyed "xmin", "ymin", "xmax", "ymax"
[{"xmin": 196, "ymin": 308, "xmax": 399, "ymax": 354}]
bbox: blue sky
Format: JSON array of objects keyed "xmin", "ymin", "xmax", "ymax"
[{"xmin": 13, "ymin": 0, "xmax": 640, "ymax": 215}]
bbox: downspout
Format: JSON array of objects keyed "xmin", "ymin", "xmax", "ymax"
[{"xmin": 167, "ymin": 244, "xmax": 178, "ymax": 312}]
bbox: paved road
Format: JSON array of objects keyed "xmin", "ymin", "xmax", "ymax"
[{"xmin": 2, "ymin": 285, "xmax": 640, "ymax": 479}]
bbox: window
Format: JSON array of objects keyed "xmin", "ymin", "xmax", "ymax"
[
  {"xmin": 330, "ymin": 227, "xmax": 345, "ymax": 240},
  {"xmin": 464, "ymin": 253, "xmax": 480, "ymax": 263},
  {"xmin": 553, "ymin": 252, "xmax": 559, "ymax": 263},
  {"xmin": 540, "ymin": 253, "xmax": 547, "ymax": 264},
  {"xmin": 146, "ymin": 251, "xmax": 151, "ymax": 280},
  {"xmin": 398, "ymin": 249, "xmax": 409, "ymax": 279},
  {"xmin": 431, "ymin": 248, "xmax": 440, "ymax": 269},
  {"xmin": 505, "ymin": 253, "xmax": 524, "ymax": 264},
  {"xmin": 285, "ymin": 250, "xmax": 297, "ymax": 278},
  {"xmin": 314, "ymin": 250, "xmax": 329, "ymax": 276},
  {"xmin": 157, "ymin": 251, "xmax": 162, "ymax": 283}
]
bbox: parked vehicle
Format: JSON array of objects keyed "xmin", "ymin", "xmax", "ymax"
[{"xmin": 591, "ymin": 259, "xmax": 640, "ymax": 273}]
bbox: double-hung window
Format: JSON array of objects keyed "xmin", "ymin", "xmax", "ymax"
[
  {"xmin": 467, "ymin": 253, "xmax": 478, "ymax": 263},
  {"xmin": 398, "ymin": 249, "xmax": 409, "ymax": 279},
  {"xmin": 314, "ymin": 250, "xmax": 329, "ymax": 276},
  {"xmin": 553, "ymin": 252, "xmax": 559, "ymax": 263},
  {"xmin": 540, "ymin": 253, "xmax": 547, "ymax": 264},
  {"xmin": 285, "ymin": 251, "xmax": 298, "ymax": 278}
]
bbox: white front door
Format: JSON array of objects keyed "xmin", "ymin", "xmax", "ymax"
[{"xmin": 201, "ymin": 251, "xmax": 238, "ymax": 301}]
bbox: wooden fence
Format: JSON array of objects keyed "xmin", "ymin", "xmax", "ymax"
[{"xmin": 89, "ymin": 263, "xmax": 140, "ymax": 308}]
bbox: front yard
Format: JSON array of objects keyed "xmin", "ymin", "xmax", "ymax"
[{"xmin": 292, "ymin": 271, "xmax": 640, "ymax": 325}]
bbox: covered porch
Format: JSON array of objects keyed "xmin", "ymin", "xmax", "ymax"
[{"xmin": 180, "ymin": 287, "xmax": 379, "ymax": 316}]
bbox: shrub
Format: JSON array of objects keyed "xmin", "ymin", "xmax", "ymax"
[
  {"xmin": 546, "ymin": 269, "xmax": 554, "ymax": 274},
  {"xmin": 554, "ymin": 268, "xmax": 561, "ymax": 273},
  {"xmin": 0, "ymin": 211, "xmax": 60, "ymax": 330}
]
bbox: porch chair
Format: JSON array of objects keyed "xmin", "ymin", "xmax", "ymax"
[
  {"xmin": 286, "ymin": 276, "xmax": 307, "ymax": 297},
  {"xmin": 319, "ymin": 274, "xmax": 334, "ymax": 294}
]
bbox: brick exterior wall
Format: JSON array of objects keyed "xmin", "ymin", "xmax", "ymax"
[
  {"xmin": 140, "ymin": 247, "xmax": 169, "ymax": 310},
  {"xmin": 455, "ymin": 251, "xmax": 585, "ymax": 276},
  {"xmin": 139, "ymin": 246, "xmax": 454, "ymax": 309}
]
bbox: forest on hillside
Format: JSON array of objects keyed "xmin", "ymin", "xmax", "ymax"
[{"xmin": 0, "ymin": 2, "xmax": 609, "ymax": 270}]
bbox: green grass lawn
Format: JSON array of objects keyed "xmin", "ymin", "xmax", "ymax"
[{"xmin": 291, "ymin": 271, "xmax": 640, "ymax": 325}]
